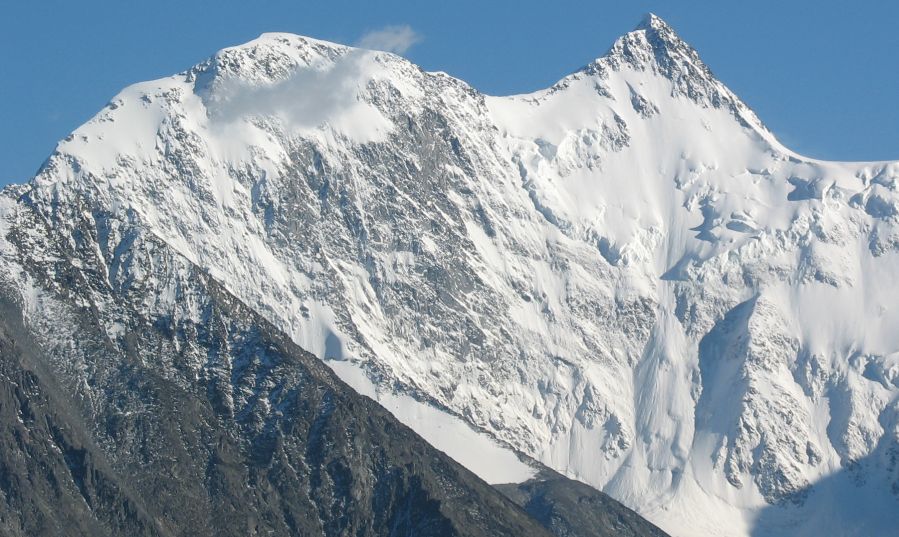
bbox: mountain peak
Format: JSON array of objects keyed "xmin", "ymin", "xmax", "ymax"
[
  {"xmin": 631, "ymin": 12, "xmax": 692, "ymax": 56},
  {"xmin": 608, "ymin": 14, "xmax": 702, "ymax": 76},
  {"xmin": 188, "ymin": 32, "xmax": 354, "ymax": 91},
  {"xmin": 635, "ymin": 12, "xmax": 670, "ymax": 31},
  {"xmin": 568, "ymin": 13, "xmax": 766, "ymax": 132}
]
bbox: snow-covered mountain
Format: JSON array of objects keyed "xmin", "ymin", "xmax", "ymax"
[{"xmin": 4, "ymin": 13, "xmax": 899, "ymax": 536}]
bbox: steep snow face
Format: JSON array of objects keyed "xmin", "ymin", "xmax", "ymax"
[{"xmin": 12, "ymin": 14, "xmax": 899, "ymax": 537}]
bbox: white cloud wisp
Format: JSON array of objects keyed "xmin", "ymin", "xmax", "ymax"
[{"xmin": 357, "ymin": 25, "xmax": 421, "ymax": 55}]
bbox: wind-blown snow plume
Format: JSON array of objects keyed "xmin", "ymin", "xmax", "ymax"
[
  {"xmin": 207, "ymin": 48, "xmax": 393, "ymax": 142},
  {"xmin": 357, "ymin": 24, "xmax": 421, "ymax": 54}
]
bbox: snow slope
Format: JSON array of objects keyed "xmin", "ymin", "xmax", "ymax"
[{"xmin": 7, "ymin": 13, "xmax": 899, "ymax": 536}]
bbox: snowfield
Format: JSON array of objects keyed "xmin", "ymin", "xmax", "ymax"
[{"xmin": 4, "ymin": 13, "xmax": 899, "ymax": 537}]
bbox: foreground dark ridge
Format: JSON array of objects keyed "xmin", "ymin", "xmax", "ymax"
[
  {"xmin": 0, "ymin": 182, "xmax": 668, "ymax": 536},
  {"xmin": 0, "ymin": 221, "xmax": 546, "ymax": 536},
  {"xmin": 496, "ymin": 470, "xmax": 670, "ymax": 537}
]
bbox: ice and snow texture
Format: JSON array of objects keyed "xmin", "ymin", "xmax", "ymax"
[
  {"xmin": 327, "ymin": 358, "xmax": 536, "ymax": 484},
  {"xmin": 8, "ymin": 14, "xmax": 899, "ymax": 537}
]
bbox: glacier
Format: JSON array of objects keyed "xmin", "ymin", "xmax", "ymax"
[{"xmin": 3, "ymin": 13, "xmax": 899, "ymax": 537}]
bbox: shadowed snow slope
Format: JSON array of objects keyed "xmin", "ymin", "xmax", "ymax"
[{"xmin": 5, "ymin": 13, "xmax": 899, "ymax": 537}]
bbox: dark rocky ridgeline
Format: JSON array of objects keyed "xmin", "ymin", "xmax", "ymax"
[
  {"xmin": 496, "ymin": 470, "xmax": 670, "ymax": 537},
  {"xmin": 0, "ymin": 194, "xmax": 551, "ymax": 537},
  {"xmin": 0, "ymin": 301, "xmax": 160, "ymax": 537}
]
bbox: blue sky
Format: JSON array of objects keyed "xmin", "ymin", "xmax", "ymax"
[{"xmin": 1, "ymin": 0, "xmax": 897, "ymax": 185}]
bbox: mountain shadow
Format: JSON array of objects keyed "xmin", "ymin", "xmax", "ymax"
[{"xmin": 752, "ymin": 436, "xmax": 899, "ymax": 536}]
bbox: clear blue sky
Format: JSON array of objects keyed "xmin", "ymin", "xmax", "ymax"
[{"xmin": 2, "ymin": 1, "xmax": 897, "ymax": 185}]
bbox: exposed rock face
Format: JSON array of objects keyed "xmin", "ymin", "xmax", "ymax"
[
  {"xmin": 496, "ymin": 471, "xmax": 670, "ymax": 537},
  {"xmin": 0, "ymin": 203, "xmax": 554, "ymax": 537},
  {"xmin": 3, "ymin": 12, "xmax": 899, "ymax": 537},
  {"xmin": 0, "ymin": 304, "xmax": 160, "ymax": 537}
]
